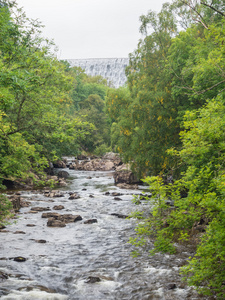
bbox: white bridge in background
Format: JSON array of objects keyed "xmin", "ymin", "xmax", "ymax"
[{"xmin": 67, "ymin": 58, "xmax": 129, "ymax": 88}]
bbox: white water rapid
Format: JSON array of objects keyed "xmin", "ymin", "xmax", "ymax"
[{"xmin": 0, "ymin": 166, "xmax": 208, "ymax": 299}]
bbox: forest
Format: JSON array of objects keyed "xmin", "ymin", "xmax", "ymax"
[{"xmin": 0, "ymin": 0, "xmax": 225, "ymax": 298}]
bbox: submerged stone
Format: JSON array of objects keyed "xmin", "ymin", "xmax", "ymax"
[
  {"xmin": 84, "ymin": 219, "xmax": 98, "ymax": 224},
  {"xmin": 13, "ymin": 257, "xmax": 27, "ymax": 262},
  {"xmin": 86, "ymin": 276, "xmax": 101, "ymax": 283}
]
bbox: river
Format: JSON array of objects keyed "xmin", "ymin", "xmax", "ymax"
[{"xmin": 0, "ymin": 167, "xmax": 208, "ymax": 299}]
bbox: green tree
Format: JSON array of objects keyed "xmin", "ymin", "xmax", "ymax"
[
  {"xmin": 126, "ymin": 0, "xmax": 225, "ymax": 297},
  {"xmin": 0, "ymin": 1, "xmax": 94, "ymax": 184},
  {"xmin": 78, "ymin": 94, "xmax": 111, "ymax": 152},
  {"xmin": 132, "ymin": 96, "xmax": 225, "ymax": 298},
  {"xmin": 107, "ymin": 3, "xmax": 181, "ymax": 177},
  {"xmin": 63, "ymin": 64, "xmax": 111, "ymax": 154}
]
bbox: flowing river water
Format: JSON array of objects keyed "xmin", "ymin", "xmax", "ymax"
[{"xmin": 0, "ymin": 166, "xmax": 209, "ymax": 300}]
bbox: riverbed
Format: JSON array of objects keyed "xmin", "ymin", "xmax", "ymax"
[{"xmin": 0, "ymin": 168, "xmax": 208, "ymax": 299}]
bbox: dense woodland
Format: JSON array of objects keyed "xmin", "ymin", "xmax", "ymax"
[{"xmin": 0, "ymin": 0, "xmax": 225, "ymax": 298}]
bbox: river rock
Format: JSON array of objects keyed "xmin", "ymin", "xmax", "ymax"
[
  {"xmin": 35, "ymin": 239, "xmax": 47, "ymax": 243},
  {"xmin": 14, "ymin": 231, "xmax": 26, "ymax": 234},
  {"xmin": 53, "ymin": 205, "xmax": 65, "ymax": 210},
  {"xmin": 111, "ymin": 213, "xmax": 128, "ymax": 219},
  {"xmin": 47, "ymin": 218, "xmax": 66, "ymax": 227},
  {"xmin": 53, "ymin": 192, "xmax": 65, "ymax": 197},
  {"xmin": 42, "ymin": 212, "xmax": 61, "ymax": 218},
  {"xmin": 59, "ymin": 179, "xmax": 68, "ymax": 187},
  {"xmin": 70, "ymin": 153, "xmax": 122, "ymax": 171},
  {"xmin": 84, "ymin": 219, "xmax": 98, "ymax": 224},
  {"xmin": 114, "ymin": 165, "xmax": 139, "ymax": 186},
  {"xmin": 103, "ymin": 152, "xmax": 122, "ymax": 166},
  {"xmin": 111, "ymin": 192, "xmax": 123, "ymax": 196},
  {"xmin": 0, "ymin": 271, "xmax": 8, "ymax": 281},
  {"xmin": 57, "ymin": 170, "xmax": 69, "ymax": 179},
  {"xmin": 86, "ymin": 276, "xmax": 101, "ymax": 283},
  {"xmin": 116, "ymin": 183, "xmax": 139, "ymax": 190},
  {"xmin": 60, "ymin": 214, "xmax": 82, "ymax": 223},
  {"xmin": 69, "ymin": 193, "xmax": 80, "ymax": 200},
  {"xmin": 20, "ymin": 200, "xmax": 31, "ymax": 207},
  {"xmin": 13, "ymin": 256, "xmax": 27, "ymax": 262},
  {"xmin": 102, "ymin": 161, "xmax": 115, "ymax": 171},
  {"xmin": 167, "ymin": 283, "xmax": 177, "ymax": 290},
  {"xmin": 53, "ymin": 160, "xmax": 67, "ymax": 168},
  {"xmin": 77, "ymin": 154, "xmax": 87, "ymax": 160},
  {"xmin": 30, "ymin": 207, "xmax": 51, "ymax": 212},
  {"xmin": 69, "ymin": 160, "xmax": 79, "ymax": 170},
  {"xmin": 47, "ymin": 175, "xmax": 58, "ymax": 182},
  {"xmin": 45, "ymin": 190, "xmax": 65, "ymax": 198},
  {"xmin": 102, "ymin": 152, "xmax": 120, "ymax": 161},
  {"xmin": 43, "ymin": 212, "xmax": 82, "ymax": 225},
  {"xmin": 114, "ymin": 197, "xmax": 122, "ymax": 201}
]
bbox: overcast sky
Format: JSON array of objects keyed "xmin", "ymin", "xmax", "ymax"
[{"xmin": 15, "ymin": 0, "xmax": 170, "ymax": 59}]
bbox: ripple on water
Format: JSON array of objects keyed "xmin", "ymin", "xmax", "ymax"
[{"xmin": 0, "ymin": 169, "xmax": 209, "ymax": 299}]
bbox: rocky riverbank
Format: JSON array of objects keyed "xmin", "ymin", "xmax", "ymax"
[{"xmin": 67, "ymin": 152, "xmax": 141, "ymax": 189}]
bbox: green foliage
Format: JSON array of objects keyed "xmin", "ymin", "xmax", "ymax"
[
  {"xmin": 130, "ymin": 96, "xmax": 225, "ymax": 297},
  {"xmin": 181, "ymin": 217, "xmax": 225, "ymax": 299},
  {"xmin": 62, "ymin": 65, "xmax": 111, "ymax": 153},
  {"xmin": 0, "ymin": 193, "xmax": 13, "ymax": 226},
  {"xmin": 93, "ymin": 143, "xmax": 112, "ymax": 156},
  {"xmin": 106, "ymin": 1, "xmax": 225, "ymax": 180},
  {"xmin": 0, "ymin": 2, "xmax": 96, "ymax": 188},
  {"xmin": 106, "ymin": 4, "xmax": 182, "ymax": 178},
  {"xmin": 118, "ymin": 1, "xmax": 225, "ymax": 298}
]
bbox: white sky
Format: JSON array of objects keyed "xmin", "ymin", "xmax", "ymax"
[{"xmin": 15, "ymin": 0, "xmax": 170, "ymax": 59}]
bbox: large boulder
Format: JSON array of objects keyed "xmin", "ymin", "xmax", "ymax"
[
  {"xmin": 70, "ymin": 159, "xmax": 115, "ymax": 171},
  {"xmin": 103, "ymin": 161, "xmax": 115, "ymax": 171},
  {"xmin": 57, "ymin": 170, "xmax": 69, "ymax": 179},
  {"xmin": 47, "ymin": 218, "xmax": 66, "ymax": 227},
  {"xmin": 43, "ymin": 212, "xmax": 82, "ymax": 227},
  {"xmin": 102, "ymin": 152, "xmax": 122, "ymax": 166},
  {"xmin": 53, "ymin": 160, "xmax": 66, "ymax": 168},
  {"xmin": 114, "ymin": 164, "xmax": 139, "ymax": 185},
  {"xmin": 42, "ymin": 212, "xmax": 61, "ymax": 218},
  {"xmin": 69, "ymin": 160, "xmax": 79, "ymax": 170},
  {"xmin": 77, "ymin": 154, "xmax": 87, "ymax": 160},
  {"xmin": 69, "ymin": 153, "xmax": 122, "ymax": 171}
]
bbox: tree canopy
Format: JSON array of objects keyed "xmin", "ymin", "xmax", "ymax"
[
  {"xmin": 0, "ymin": 1, "xmax": 110, "ymax": 188},
  {"xmin": 106, "ymin": 0, "xmax": 225, "ymax": 298}
]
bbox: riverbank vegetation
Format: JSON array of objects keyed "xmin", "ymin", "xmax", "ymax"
[
  {"xmin": 0, "ymin": 0, "xmax": 111, "ymax": 188},
  {"xmin": 106, "ymin": 0, "xmax": 225, "ymax": 298},
  {"xmin": 0, "ymin": 1, "xmax": 111, "ymax": 220},
  {"xmin": 1, "ymin": 0, "xmax": 225, "ymax": 298}
]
